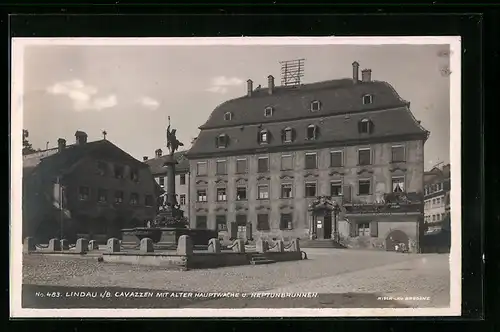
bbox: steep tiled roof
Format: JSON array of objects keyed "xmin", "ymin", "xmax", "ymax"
[
  {"xmin": 200, "ymin": 79, "xmax": 408, "ymax": 129},
  {"xmin": 187, "ymin": 107, "xmax": 428, "ymax": 158},
  {"xmin": 144, "ymin": 151, "xmax": 189, "ymax": 175}
]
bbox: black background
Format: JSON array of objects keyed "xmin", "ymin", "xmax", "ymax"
[{"xmin": 4, "ymin": 2, "xmax": 496, "ymax": 331}]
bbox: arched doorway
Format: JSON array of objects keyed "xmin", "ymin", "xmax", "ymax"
[
  {"xmin": 385, "ymin": 229, "xmax": 409, "ymax": 251},
  {"xmin": 308, "ymin": 196, "xmax": 341, "ymax": 241}
]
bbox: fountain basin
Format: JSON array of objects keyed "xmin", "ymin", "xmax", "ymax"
[{"xmin": 121, "ymin": 227, "xmax": 218, "ymax": 249}]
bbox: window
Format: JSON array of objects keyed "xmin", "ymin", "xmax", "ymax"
[
  {"xmin": 97, "ymin": 189, "xmax": 108, "ymax": 203},
  {"xmin": 130, "ymin": 193, "xmax": 139, "ymax": 205},
  {"xmin": 306, "ymin": 125, "xmax": 318, "ymax": 140},
  {"xmin": 257, "ymin": 214, "xmax": 270, "ymax": 231},
  {"xmin": 264, "ymin": 107, "xmax": 273, "ymax": 117},
  {"xmin": 310, "ymin": 100, "xmax": 321, "ymax": 112},
  {"xmin": 362, "ymin": 94, "xmax": 373, "ymax": 105},
  {"xmin": 217, "ymin": 188, "xmax": 227, "ymax": 202},
  {"xmin": 97, "ymin": 161, "xmax": 107, "ymax": 176},
  {"xmin": 281, "ymin": 183, "xmax": 293, "ymax": 198},
  {"xmin": 258, "ymin": 185, "xmax": 269, "ymax": 200},
  {"xmin": 158, "ymin": 176, "xmax": 165, "ymax": 187},
  {"xmin": 197, "ymin": 162, "xmax": 207, "ymax": 176},
  {"xmin": 216, "ymin": 160, "xmax": 227, "ymax": 175},
  {"xmin": 305, "ymin": 182, "xmax": 317, "ymax": 198},
  {"xmin": 437, "ymin": 183, "xmax": 442, "ymax": 191},
  {"xmin": 305, "ymin": 153, "xmax": 317, "ymax": 169},
  {"xmin": 358, "ymin": 148, "xmax": 371, "ymax": 165},
  {"xmin": 216, "ymin": 134, "xmax": 228, "ymax": 148},
  {"xmin": 436, "ymin": 197, "xmax": 441, "ymax": 205},
  {"xmin": 236, "ymin": 214, "xmax": 247, "ymax": 231},
  {"xmin": 236, "ymin": 159, "xmax": 247, "ymax": 174},
  {"xmin": 197, "ymin": 189, "xmax": 207, "ymax": 202},
  {"xmin": 179, "ymin": 194, "xmax": 186, "ymax": 205},
  {"xmin": 392, "ymin": 176, "xmax": 405, "ymax": 193},
  {"xmin": 78, "ymin": 186, "xmax": 89, "ymax": 201},
  {"xmin": 432, "ymin": 198, "xmax": 436, "ymax": 205},
  {"xmin": 114, "ymin": 191, "xmax": 124, "ymax": 204},
  {"xmin": 432, "ymin": 215, "xmax": 436, "ymax": 222},
  {"xmin": 283, "ymin": 127, "xmax": 293, "ymax": 142},
  {"xmin": 330, "ymin": 180, "xmax": 342, "ymax": 196},
  {"xmin": 259, "ymin": 130, "xmax": 269, "ymax": 144},
  {"xmin": 358, "ymin": 179, "xmax": 371, "ymax": 195},
  {"xmin": 280, "ymin": 213, "xmax": 293, "ymax": 230},
  {"xmin": 391, "ymin": 145, "xmax": 405, "ymax": 162},
  {"xmin": 114, "ymin": 165, "xmax": 124, "ymax": 179},
  {"xmin": 358, "ymin": 223, "xmax": 370, "ymax": 236},
  {"xmin": 224, "ymin": 112, "xmax": 232, "ymax": 121},
  {"xmin": 145, "ymin": 195, "xmax": 154, "ymax": 207},
  {"xmin": 216, "ymin": 215, "xmax": 227, "ymax": 231},
  {"xmin": 281, "ymin": 154, "xmax": 293, "ymax": 170},
  {"xmin": 330, "ymin": 151, "xmax": 343, "ymax": 167},
  {"xmin": 359, "ymin": 118, "xmax": 373, "ymax": 134},
  {"xmin": 130, "ymin": 168, "xmax": 139, "ymax": 182},
  {"xmin": 196, "ymin": 216, "xmax": 207, "ymax": 229},
  {"xmin": 180, "ymin": 174, "xmax": 186, "ymax": 185},
  {"xmin": 236, "ymin": 186, "xmax": 247, "ymax": 201},
  {"xmin": 258, "ymin": 157, "xmax": 269, "ymax": 173},
  {"xmin": 436, "ymin": 214, "xmax": 441, "ymax": 221}
]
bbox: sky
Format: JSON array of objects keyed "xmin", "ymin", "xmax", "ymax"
[{"xmin": 22, "ymin": 43, "xmax": 451, "ymax": 169}]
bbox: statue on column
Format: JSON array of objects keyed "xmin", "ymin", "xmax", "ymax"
[{"xmin": 166, "ymin": 116, "xmax": 184, "ymax": 157}]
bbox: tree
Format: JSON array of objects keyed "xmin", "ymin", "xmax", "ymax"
[{"xmin": 22, "ymin": 129, "xmax": 37, "ymax": 155}]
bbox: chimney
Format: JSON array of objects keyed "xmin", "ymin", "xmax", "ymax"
[
  {"xmin": 143, "ymin": 156, "xmax": 149, "ymax": 161},
  {"xmin": 155, "ymin": 149, "xmax": 162, "ymax": 158},
  {"xmin": 75, "ymin": 131, "xmax": 88, "ymax": 145},
  {"xmin": 361, "ymin": 69, "xmax": 372, "ymax": 82},
  {"xmin": 57, "ymin": 138, "xmax": 66, "ymax": 152},
  {"xmin": 352, "ymin": 61, "xmax": 360, "ymax": 82},
  {"xmin": 267, "ymin": 75, "xmax": 275, "ymax": 95},
  {"xmin": 247, "ymin": 79, "xmax": 253, "ymax": 97}
]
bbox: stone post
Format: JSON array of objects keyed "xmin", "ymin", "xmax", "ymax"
[
  {"xmin": 88, "ymin": 240, "xmax": 99, "ymax": 250},
  {"xmin": 291, "ymin": 238, "xmax": 301, "ymax": 252},
  {"xmin": 228, "ymin": 222, "xmax": 237, "ymax": 240},
  {"xmin": 177, "ymin": 235, "xmax": 193, "ymax": 256},
  {"xmin": 232, "ymin": 239, "xmax": 245, "ymax": 253},
  {"xmin": 245, "ymin": 223, "xmax": 253, "ymax": 241},
  {"xmin": 107, "ymin": 238, "xmax": 120, "ymax": 253},
  {"xmin": 23, "ymin": 237, "xmax": 35, "ymax": 253},
  {"xmin": 276, "ymin": 239, "xmax": 284, "ymax": 252},
  {"xmin": 60, "ymin": 239, "xmax": 69, "ymax": 250},
  {"xmin": 48, "ymin": 238, "xmax": 61, "ymax": 251},
  {"xmin": 256, "ymin": 239, "xmax": 269, "ymax": 253},
  {"xmin": 75, "ymin": 238, "xmax": 89, "ymax": 254},
  {"xmin": 208, "ymin": 238, "xmax": 221, "ymax": 253},
  {"xmin": 140, "ymin": 238, "xmax": 154, "ymax": 253}
]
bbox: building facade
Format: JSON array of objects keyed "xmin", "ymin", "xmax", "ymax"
[
  {"xmin": 186, "ymin": 62, "xmax": 429, "ymax": 252},
  {"xmin": 23, "ymin": 131, "xmax": 158, "ymax": 242},
  {"xmin": 143, "ymin": 149, "xmax": 190, "ymax": 219},
  {"xmin": 423, "ymin": 164, "xmax": 451, "ymax": 230}
]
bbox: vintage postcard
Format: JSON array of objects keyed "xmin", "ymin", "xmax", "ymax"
[{"xmin": 10, "ymin": 36, "xmax": 461, "ymax": 318}]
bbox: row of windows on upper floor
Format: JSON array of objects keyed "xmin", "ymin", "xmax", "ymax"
[
  {"xmin": 216, "ymin": 118, "xmax": 375, "ymax": 148},
  {"xmin": 195, "ymin": 145, "xmax": 406, "ymax": 176},
  {"xmin": 222, "ymin": 95, "xmax": 374, "ymax": 122},
  {"xmin": 424, "ymin": 196, "xmax": 445, "ymax": 209},
  {"xmin": 424, "ymin": 181, "xmax": 449, "ymax": 196},
  {"xmin": 195, "ymin": 176, "xmax": 406, "ymax": 202},
  {"xmin": 76, "ymin": 186, "xmax": 155, "ymax": 207},
  {"xmin": 157, "ymin": 174, "xmax": 187, "ymax": 186},
  {"xmin": 424, "ymin": 213, "xmax": 447, "ymax": 223},
  {"xmin": 95, "ymin": 160, "xmax": 140, "ymax": 182}
]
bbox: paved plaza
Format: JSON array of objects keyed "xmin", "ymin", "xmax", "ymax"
[{"xmin": 21, "ymin": 249, "xmax": 450, "ymax": 309}]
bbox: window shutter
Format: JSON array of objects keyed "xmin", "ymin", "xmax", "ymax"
[
  {"xmin": 291, "ymin": 128, "xmax": 297, "ymax": 142},
  {"xmin": 315, "ymin": 126, "xmax": 320, "ymax": 139},
  {"xmin": 224, "ymin": 135, "xmax": 229, "ymax": 147},
  {"xmin": 369, "ymin": 120, "xmax": 375, "ymax": 134},
  {"xmin": 370, "ymin": 221, "xmax": 378, "ymax": 237}
]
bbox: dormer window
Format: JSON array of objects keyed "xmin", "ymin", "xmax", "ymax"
[
  {"xmin": 306, "ymin": 124, "xmax": 319, "ymax": 140},
  {"xmin": 358, "ymin": 118, "xmax": 374, "ymax": 134},
  {"xmin": 216, "ymin": 134, "xmax": 229, "ymax": 148},
  {"xmin": 310, "ymin": 100, "xmax": 321, "ymax": 112},
  {"xmin": 282, "ymin": 127, "xmax": 294, "ymax": 143},
  {"xmin": 363, "ymin": 94, "xmax": 373, "ymax": 105},
  {"xmin": 264, "ymin": 107, "xmax": 273, "ymax": 117},
  {"xmin": 224, "ymin": 112, "xmax": 233, "ymax": 121},
  {"xmin": 258, "ymin": 129, "xmax": 270, "ymax": 144}
]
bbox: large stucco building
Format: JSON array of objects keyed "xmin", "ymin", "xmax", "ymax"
[{"xmin": 186, "ymin": 62, "xmax": 429, "ymax": 252}]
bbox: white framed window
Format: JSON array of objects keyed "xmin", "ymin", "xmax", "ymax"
[
  {"xmin": 179, "ymin": 194, "xmax": 186, "ymax": 205},
  {"xmin": 216, "ymin": 160, "xmax": 227, "ymax": 175},
  {"xmin": 362, "ymin": 94, "xmax": 373, "ymax": 105},
  {"xmin": 236, "ymin": 158, "xmax": 247, "ymax": 174},
  {"xmin": 305, "ymin": 182, "xmax": 317, "ymax": 197},
  {"xmin": 257, "ymin": 156, "xmax": 269, "ymax": 173},
  {"xmin": 197, "ymin": 161, "xmax": 207, "ymax": 176},
  {"xmin": 281, "ymin": 154, "xmax": 293, "ymax": 170},
  {"xmin": 197, "ymin": 189, "xmax": 207, "ymax": 202},
  {"xmin": 259, "ymin": 130, "xmax": 269, "ymax": 144},
  {"xmin": 310, "ymin": 100, "xmax": 321, "ymax": 112},
  {"xmin": 358, "ymin": 178, "xmax": 371, "ymax": 195},
  {"xmin": 224, "ymin": 112, "xmax": 232, "ymax": 121},
  {"xmin": 216, "ymin": 134, "xmax": 228, "ymax": 148},
  {"xmin": 258, "ymin": 185, "xmax": 269, "ymax": 200},
  {"xmin": 281, "ymin": 183, "xmax": 293, "ymax": 198},
  {"xmin": 330, "ymin": 150, "xmax": 343, "ymax": 167},
  {"xmin": 306, "ymin": 124, "xmax": 318, "ymax": 140},
  {"xmin": 358, "ymin": 147, "xmax": 371, "ymax": 165},
  {"xmin": 264, "ymin": 106, "xmax": 273, "ymax": 117},
  {"xmin": 330, "ymin": 180, "xmax": 343, "ymax": 196},
  {"xmin": 392, "ymin": 176, "xmax": 405, "ymax": 193},
  {"xmin": 358, "ymin": 223, "xmax": 371, "ymax": 236},
  {"xmin": 391, "ymin": 144, "xmax": 406, "ymax": 162},
  {"xmin": 216, "ymin": 187, "xmax": 227, "ymax": 202},
  {"xmin": 236, "ymin": 186, "xmax": 247, "ymax": 201},
  {"xmin": 305, "ymin": 152, "xmax": 317, "ymax": 169},
  {"xmin": 283, "ymin": 127, "xmax": 293, "ymax": 142},
  {"xmin": 359, "ymin": 118, "xmax": 373, "ymax": 134}
]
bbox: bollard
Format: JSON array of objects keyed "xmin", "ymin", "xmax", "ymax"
[
  {"xmin": 276, "ymin": 239, "xmax": 284, "ymax": 252},
  {"xmin": 88, "ymin": 240, "xmax": 99, "ymax": 251},
  {"xmin": 48, "ymin": 238, "xmax": 61, "ymax": 251},
  {"xmin": 75, "ymin": 238, "xmax": 89, "ymax": 254},
  {"xmin": 256, "ymin": 239, "xmax": 269, "ymax": 253},
  {"xmin": 291, "ymin": 238, "xmax": 301, "ymax": 252},
  {"xmin": 208, "ymin": 238, "xmax": 221, "ymax": 253},
  {"xmin": 177, "ymin": 235, "xmax": 193, "ymax": 256},
  {"xmin": 140, "ymin": 238, "xmax": 154, "ymax": 253},
  {"xmin": 23, "ymin": 237, "xmax": 36, "ymax": 253},
  {"xmin": 60, "ymin": 239, "xmax": 69, "ymax": 250},
  {"xmin": 107, "ymin": 238, "xmax": 120, "ymax": 253},
  {"xmin": 232, "ymin": 239, "xmax": 245, "ymax": 253}
]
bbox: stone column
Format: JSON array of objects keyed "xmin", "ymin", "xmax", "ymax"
[{"xmin": 164, "ymin": 155, "xmax": 178, "ymax": 207}]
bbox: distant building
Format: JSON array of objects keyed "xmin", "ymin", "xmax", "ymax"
[
  {"xmin": 22, "ymin": 131, "xmax": 158, "ymax": 242},
  {"xmin": 186, "ymin": 61, "xmax": 429, "ymax": 252},
  {"xmin": 143, "ymin": 149, "xmax": 190, "ymax": 219},
  {"xmin": 423, "ymin": 163, "xmax": 451, "ymax": 231}
]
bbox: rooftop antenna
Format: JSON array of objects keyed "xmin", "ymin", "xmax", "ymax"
[{"xmin": 280, "ymin": 58, "xmax": 305, "ymax": 88}]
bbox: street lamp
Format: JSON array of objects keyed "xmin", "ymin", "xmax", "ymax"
[{"xmin": 332, "ymin": 200, "xmax": 340, "ymax": 242}]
